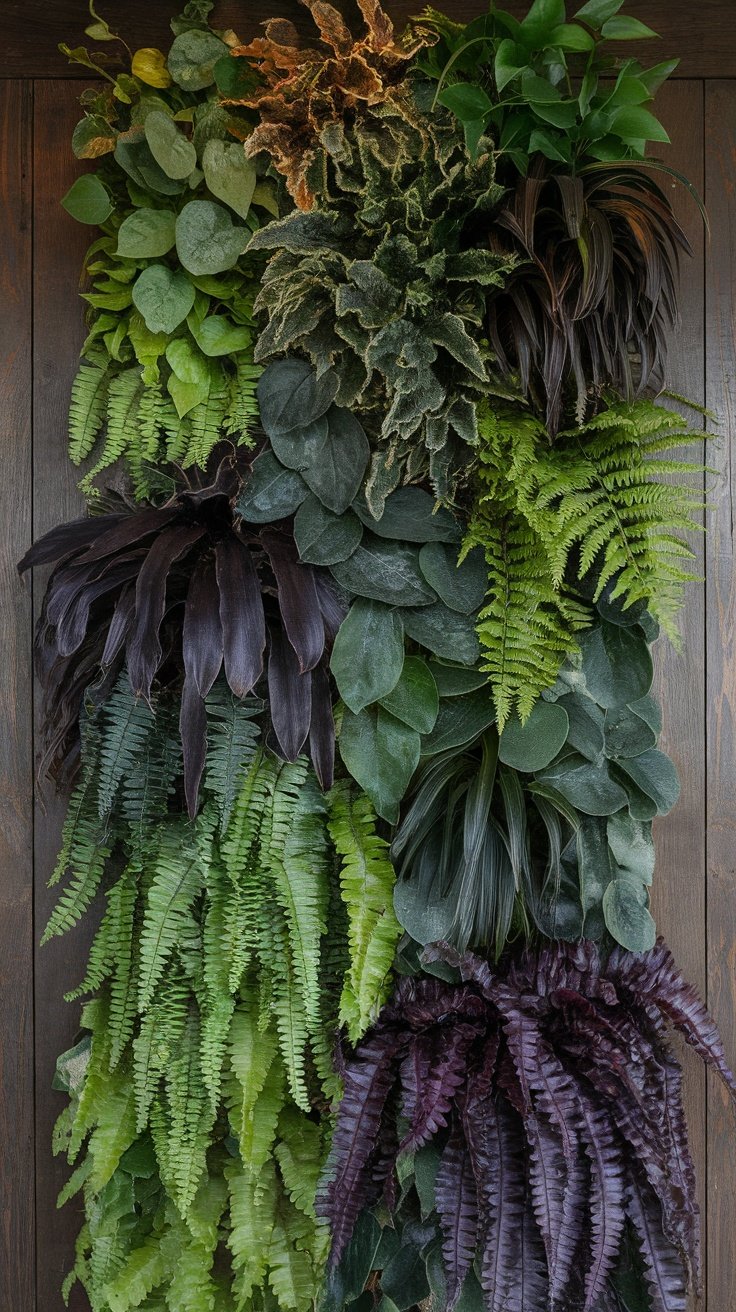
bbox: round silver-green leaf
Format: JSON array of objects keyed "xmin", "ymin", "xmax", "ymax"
[
  {"xmin": 131, "ymin": 264, "xmax": 196, "ymax": 334},
  {"xmin": 175, "ymin": 199, "xmax": 248, "ymax": 276},
  {"xmin": 499, "ymin": 701, "xmax": 570, "ymax": 773},
  {"xmin": 294, "ymin": 496, "xmax": 363, "ymax": 566},
  {"xmin": 116, "ymin": 207, "xmax": 177, "ymax": 258},
  {"xmin": 331, "ymin": 600, "xmax": 404, "ymax": 714}
]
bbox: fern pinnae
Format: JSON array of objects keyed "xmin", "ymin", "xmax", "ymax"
[
  {"xmin": 97, "ymin": 678, "xmax": 156, "ymax": 818},
  {"xmin": 137, "ymin": 822, "xmax": 206, "ymax": 1013},
  {"xmin": 69, "ymin": 355, "xmax": 111, "ymax": 464}
]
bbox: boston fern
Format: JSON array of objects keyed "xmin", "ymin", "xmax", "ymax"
[
  {"xmin": 20, "ymin": 452, "xmax": 345, "ymax": 810},
  {"xmin": 49, "ymin": 679, "xmax": 400, "ymax": 1311},
  {"xmin": 322, "ymin": 940, "xmax": 736, "ymax": 1312},
  {"xmin": 464, "ymin": 398, "xmax": 705, "ymax": 725}
]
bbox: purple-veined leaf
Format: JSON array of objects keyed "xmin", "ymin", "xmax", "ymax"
[{"xmin": 435, "ymin": 1122, "xmax": 479, "ymax": 1310}]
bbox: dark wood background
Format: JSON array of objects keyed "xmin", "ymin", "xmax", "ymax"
[{"xmin": 1, "ymin": 3, "xmax": 734, "ymax": 1310}]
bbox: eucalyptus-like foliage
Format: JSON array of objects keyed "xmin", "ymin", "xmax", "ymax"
[
  {"xmin": 322, "ymin": 940, "xmax": 736, "ymax": 1312},
  {"xmin": 464, "ymin": 399, "xmax": 705, "ymax": 725},
  {"xmin": 50, "ymin": 679, "xmax": 400, "ymax": 1311},
  {"xmin": 248, "ymin": 102, "xmax": 515, "ymax": 513}
]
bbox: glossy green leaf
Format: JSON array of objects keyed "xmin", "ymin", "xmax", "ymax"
[
  {"xmin": 537, "ymin": 754, "xmax": 628, "ymax": 815},
  {"xmin": 549, "ymin": 22, "xmax": 595, "ymax": 49},
  {"xmin": 420, "ymin": 687, "xmax": 496, "ymax": 756},
  {"xmin": 499, "ymin": 701, "xmax": 569, "ymax": 773},
  {"xmin": 258, "ymin": 359, "xmax": 339, "ymax": 437},
  {"xmin": 143, "ymin": 111, "xmax": 197, "ymax": 179},
  {"xmin": 355, "ymin": 488, "xmax": 460, "ymax": 545},
  {"xmin": 131, "ymin": 264, "xmax": 195, "ymax": 334},
  {"xmin": 294, "ymin": 496, "xmax": 363, "ymax": 566},
  {"xmin": 611, "ymin": 106, "xmax": 670, "ymax": 144},
  {"xmin": 380, "ymin": 657, "xmax": 439, "ymax": 734},
  {"xmin": 339, "ymin": 706, "xmax": 421, "ymax": 823},
  {"xmin": 427, "ymin": 662, "xmax": 488, "ymax": 697},
  {"xmin": 61, "ymin": 175, "xmax": 113, "ymax": 225},
  {"xmin": 574, "ymin": 0, "xmax": 624, "ymax": 26},
  {"xmin": 401, "ymin": 603, "xmax": 480, "ymax": 665},
  {"xmin": 601, "ymin": 15, "xmax": 658, "ymax": 39},
  {"xmin": 202, "ymin": 139, "xmax": 257, "ymax": 220},
  {"xmin": 236, "ymin": 451, "xmax": 307, "ymax": 523},
  {"xmin": 580, "ymin": 621, "xmax": 653, "ymax": 709},
  {"xmin": 437, "ymin": 83, "xmax": 493, "ymax": 123},
  {"xmin": 303, "ymin": 409, "xmax": 370, "ymax": 514},
  {"xmin": 418, "ymin": 543, "xmax": 486, "ymax": 614},
  {"xmin": 331, "ymin": 601, "xmax": 405, "ymax": 714},
  {"xmin": 176, "ymin": 200, "xmax": 247, "ymax": 276},
  {"xmin": 380, "ymin": 1244, "xmax": 431, "ymax": 1311},
  {"xmin": 331, "ymin": 537, "xmax": 436, "ymax": 608}
]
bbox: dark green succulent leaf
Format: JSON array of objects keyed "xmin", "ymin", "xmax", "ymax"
[
  {"xmin": 236, "ymin": 451, "xmax": 307, "ymax": 523},
  {"xmin": 603, "ymin": 876, "xmax": 656, "ymax": 952},
  {"xmin": 579, "ymin": 621, "xmax": 653, "ymax": 709},
  {"xmin": 427, "ymin": 662, "xmax": 488, "ymax": 698},
  {"xmin": 258, "ymin": 359, "xmax": 340, "ymax": 437},
  {"xmin": 401, "ymin": 603, "xmax": 480, "ymax": 665},
  {"xmin": 604, "ymin": 705, "xmax": 657, "ymax": 760},
  {"xmin": 355, "ymin": 489, "xmax": 461, "ymax": 545},
  {"xmin": 303, "ymin": 408, "xmax": 370, "ymax": 514},
  {"xmin": 339, "ymin": 705, "xmax": 421, "ymax": 824},
  {"xmin": 294, "ymin": 496, "xmax": 363, "ymax": 566},
  {"xmin": 498, "ymin": 700, "xmax": 569, "ymax": 772},
  {"xmin": 379, "ymin": 657, "xmax": 439, "ymax": 735},
  {"xmin": 175, "ymin": 199, "xmax": 248, "ymax": 275},
  {"xmin": 420, "ymin": 687, "xmax": 496, "ymax": 756},
  {"xmin": 331, "ymin": 537, "xmax": 437, "ymax": 608},
  {"xmin": 614, "ymin": 748, "xmax": 681, "ymax": 816},
  {"xmin": 331, "ymin": 600, "xmax": 405, "ymax": 715},
  {"xmin": 418, "ymin": 543, "xmax": 487, "ymax": 615},
  {"xmin": 537, "ymin": 753, "xmax": 629, "ymax": 815}
]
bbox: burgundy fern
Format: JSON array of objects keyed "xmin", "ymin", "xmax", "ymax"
[{"xmin": 321, "ymin": 939, "xmax": 736, "ymax": 1312}]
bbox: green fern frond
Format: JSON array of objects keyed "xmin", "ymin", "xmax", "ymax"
[
  {"xmin": 162, "ymin": 1008, "xmax": 215, "ymax": 1215},
  {"xmin": 227, "ymin": 1157, "xmax": 278, "ymax": 1304},
  {"xmin": 327, "ymin": 781, "xmax": 401, "ymax": 1040},
  {"xmin": 225, "ymin": 357, "xmax": 261, "ymax": 443},
  {"xmin": 98, "ymin": 678, "xmax": 156, "ymax": 818},
  {"xmin": 102, "ymin": 1232, "xmax": 169, "ymax": 1312},
  {"xmin": 69, "ymin": 354, "xmax": 111, "ymax": 464},
  {"xmin": 133, "ymin": 969, "xmax": 190, "ymax": 1132},
  {"xmin": 137, "ymin": 823, "xmax": 205, "ymax": 1012},
  {"xmin": 204, "ymin": 685, "xmax": 262, "ymax": 833}
]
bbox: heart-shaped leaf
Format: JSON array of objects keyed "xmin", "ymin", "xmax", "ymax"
[
  {"xmin": 132, "ymin": 264, "xmax": 195, "ymax": 334},
  {"xmin": 144, "ymin": 110, "xmax": 197, "ymax": 179},
  {"xmin": 117, "ymin": 207, "xmax": 177, "ymax": 258},
  {"xmin": 176, "ymin": 199, "xmax": 247, "ymax": 276},
  {"xmin": 237, "ymin": 451, "xmax": 307, "ymax": 523},
  {"xmin": 202, "ymin": 139, "xmax": 257, "ymax": 219}
]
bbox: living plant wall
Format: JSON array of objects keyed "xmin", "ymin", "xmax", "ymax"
[{"xmin": 19, "ymin": 1, "xmax": 736, "ymax": 1310}]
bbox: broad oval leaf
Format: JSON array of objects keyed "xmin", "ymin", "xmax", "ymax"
[
  {"xmin": 143, "ymin": 110, "xmax": 197, "ymax": 180},
  {"xmin": 116, "ymin": 207, "xmax": 177, "ymax": 258},
  {"xmin": 498, "ymin": 701, "xmax": 569, "ymax": 773},
  {"xmin": 331, "ymin": 600, "xmax": 405, "ymax": 714},
  {"xmin": 380, "ymin": 657, "xmax": 439, "ymax": 734},
  {"xmin": 294, "ymin": 496, "xmax": 363, "ymax": 566},
  {"xmin": 418, "ymin": 543, "xmax": 487, "ymax": 615},
  {"xmin": 604, "ymin": 705, "xmax": 657, "ymax": 760},
  {"xmin": 401, "ymin": 603, "xmax": 480, "ymax": 665},
  {"xmin": 131, "ymin": 264, "xmax": 195, "ymax": 334},
  {"xmin": 614, "ymin": 748, "xmax": 680, "ymax": 816},
  {"xmin": 270, "ymin": 417, "xmax": 329, "ymax": 472},
  {"xmin": 536, "ymin": 754, "xmax": 628, "ymax": 815},
  {"xmin": 61, "ymin": 174, "xmax": 113, "ymax": 225},
  {"xmin": 428, "ymin": 663, "xmax": 488, "ymax": 698},
  {"xmin": 190, "ymin": 315, "xmax": 252, "ymax": 357},
  {"xmin": 303, "ymin": 408, "xmax": 370, "ymax": 514},
  {"xmin": 339, "ymin": 705, "xmax": 421, "ymax": 823},
  {"xmin": 202, "ymin": 139, "xmax": 258, "ymax": 220},
  {"xmin": 331, "ymin": 537, "xmax": 437, "ymax": 608},
  {"xmin": 175, "ymin": 200, "xmax": 248, "ymax": 276},
  {"xmin": 356, "ymin": 488, "xmax": 461, "ymax": 545},
  {"xmin": 167, "ymin": 29, "xmax": 229, "ymax": 90},
  {"xmin": 258, "ymin": 359, "xmax": 340, "ymax": 437},
  {"xmin": 237, "ymin": 451, "xmax": 307, "ymax": 523},
  {"xmin": 421, "ymin": 688, "xmax": 496, "ymax": 756},
  {"xmin": 580, "ymin": 621, "xmax": 653, "ymax": 709},
  {"xmin": 603, "ymin": 877, "xmax": 656, "ymax": 952}
]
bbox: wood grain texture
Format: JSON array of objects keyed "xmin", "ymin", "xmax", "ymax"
[
  {"xmin": 704, "ymin": 79, "xmax": 736, "ymax": 1312},
  {"xmin": 0, "ymin": 78, "xmax": 34, "ymax": 1312},
  {"xmin": 649, "ymin": 79, "xmax": 707, "ymax": 1312},
  {"xmin": 0, "ymin": 0, "xmax": 728, "ymax": 79},
  {"xmin": 32, "ymin": 79, "xmax": 94, "ymax": 1312}
]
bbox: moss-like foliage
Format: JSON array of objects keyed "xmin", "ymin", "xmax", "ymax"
[{"xmin": 249, "ymin": 101, "xmax": 516, "ymax": 513}]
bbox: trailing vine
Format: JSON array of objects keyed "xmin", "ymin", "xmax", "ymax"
[{"xmin": 19, "ymin": 1, "xmax": 732, "ymax": 1310}]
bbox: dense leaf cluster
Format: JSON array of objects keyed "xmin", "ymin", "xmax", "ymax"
[{"xmin": 322, "ymin": 940, "xmax": 736, "ymax": 1312}]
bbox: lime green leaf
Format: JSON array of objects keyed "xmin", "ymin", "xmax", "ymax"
[
  {"xmin": 62, "ymin": 175, "xmax": 113, "ymax": 225},
  {"xmin": 190, "ymin": 314, "xmax": 251, "ymax": 356},
  {"xmin": 132, "ymin": 47, "xmax": 173, "ymax": 88},
  {"xmin": 601, "ymin": 15, "xmax": 658, "ymax": 39}
]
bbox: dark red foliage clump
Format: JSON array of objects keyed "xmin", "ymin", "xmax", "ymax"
[{"xmin": 321, "ymin": 938, "xmax": 736, "ymax": 1312}]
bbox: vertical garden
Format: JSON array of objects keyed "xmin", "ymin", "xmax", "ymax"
[{"xmin": 19, "ymin": 1, "xmax": 736, "ymax": 1309}]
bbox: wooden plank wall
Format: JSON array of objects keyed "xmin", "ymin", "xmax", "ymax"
[{"xmin": 0, "ymin": 4, "xmax": 734, "ymax": 1309}]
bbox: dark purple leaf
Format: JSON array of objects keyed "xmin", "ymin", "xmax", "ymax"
[
  {"xmin": 17, "ymin": 513, "xmax": 125, "ymax": 573},
  {"xmin": 308, "ymin": 661, "xmax": 335, "ymax": 789},
  {"xmin": 216, "ymin": 535, "xmax": 265, "ymax": 698},
  {"xmin": 626, "ymin": 1175, "xmax": 688, "ymax": 1312},
  {"xmin": 267, "ymin": 628, "xmax": 312, "ymax": 761},
  {"xmin": 77, "ymin": 505, "xmax": 176, "ymax": 564},
  {"xmin": 262, "ymin": 528, "xmax": 325, "ymax": 673},
  {"xmin": 180, "ymin": 553, "xmax": 224, "ymax": 816},
  {"xmin": 126, "ymin": 523, "xmax": 205, "ymax": 701},
  {"xmin": 435, "ymin": 1123, "xmax": 478, "ymax": 1311},
  {"xmin": 101, "ymin": 586, "xmax": 135, "ymax": 666}
]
